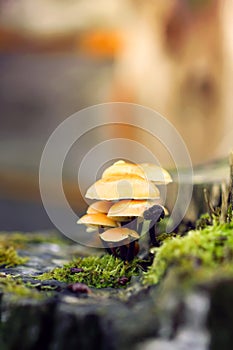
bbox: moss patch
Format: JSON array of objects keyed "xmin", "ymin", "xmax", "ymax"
[
  {"xmin": 0, "ymin": 274, "xmax": 43, "ymax": 300},
  {"xmin": 144, "ymin": 222, "xmax": 233, "ymax": 286},
  {"xmin": 0, "ymin": 246, "xmax": 28, "ymax": 268},
  {"xmin": 39, "ymin": 255, "xmax": 140, "ymax": 288},
  {"xmin": 0, "ymin": 231, "xmax": 69, "ymax": 249}
]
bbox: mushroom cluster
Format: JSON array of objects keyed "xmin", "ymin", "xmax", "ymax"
[{"xmin": 77, "ymin": 160, "xmax": 172, "ymax": 261}]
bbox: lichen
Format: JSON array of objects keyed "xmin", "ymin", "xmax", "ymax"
[
  {"xmin": 144, "ymin": 222, "xmax": 233, "ymax": 286},
  {"xmin": 39, "ymin": 255, "xmax": 140, "ymax": 288},
  {"xmin": 0, "ymin": 246, "xmax": 28, "ymax": 267}
]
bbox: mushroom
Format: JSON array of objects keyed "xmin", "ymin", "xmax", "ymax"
[
  {"xmin": 77, "ymin": 213, "xmax": 118, "ymax": 234},
  {"xmin": 85, "ymin": 174, "xmax": 160, "ymax": 200},
  {"xmin": 77, "ymin": 159, "xmax": 172, "ymax": 260},
  {"xmin": 87, "ymin": 200, "xmax": 113, "ymax": 214},
  {"xmin": 102, "ymin": 160, "xmax": 146, "ymax": 179},
  {"xmin": 107, "ymin": 199, "xmax": 161, "ymax": 230},
  {"xmin": 142, "ymin": 204, "xmax": 165, "ymax": 247},
  {"xmin": 102, "ymin": 160, "xmax": 172, "ymax": 185},
  {"xmin": 107, "ymin": 199, "xmax": 165, "ymax": 218},
  {"xmin": 139, "ymin": 163, "xmax": 172, "ymax": 185},
  {"xmin": 100, "ymin": 227, "xmax": 140, "ymax": 261},
  {"xmin": 77, "ymin": 213, "xmax": 118, "ymax": 253}
]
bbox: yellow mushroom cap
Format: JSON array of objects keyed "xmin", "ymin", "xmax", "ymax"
[
  {"xmin": 140, "ymin": 163, "xmax": 172, "ymax": 185},
  {"xmin": 77, "ymin": 213, "xmax": 117, "ymax": 227},
  {"xmin": 107, "ymin": 199, "xmax": 161, "ymax": 218},
  {"xmin": 87, "ymin": 201, "xmax": 113, "ymax": 214},
  {"xmin": 102, "ymin": 160, "xmax": 172, "ymax": 185},
  {"xmin": 102, "ymin": 160, "xmax": 145, "ymax": 179},
  {"xmin": 100, "ymin": 227, "xmax": 140, "ymax": 243},
  {"xmin": 85, "ymin": 174, "xmax": 160, "ymax": 200}
]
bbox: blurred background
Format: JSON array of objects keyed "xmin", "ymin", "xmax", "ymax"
[{"xmin": 0, "ymin": 0, "xmax": 233, "ymax": 231}]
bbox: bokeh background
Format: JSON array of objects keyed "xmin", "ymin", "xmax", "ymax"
[{"xmin": 0, "ymin": 0, "xmax": 233, "ymax": 231}]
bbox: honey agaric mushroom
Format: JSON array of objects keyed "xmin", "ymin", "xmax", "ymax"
[
  {"xmin": 87, "ymin": 200, "xmax": 113, "ymax": 215},
  {"xmin": 102, "ymin": 160, "xmax": 146, "ymax": 179},
  {"xmin": 139, "ymin": 163, "xmax": 172, "ymax": 185},
  {"xmin": 85, "ymin": 174, "xmax": 160, "ymax": 200},
  {"xmin": 107, "ymin": 199, "xmax": 160, "ymax": 230},
  {"xmin": 100, "ymin": 227, "xmax": 140, "ymax": 261},
  {"xmin": 77, "ymin": 213, "xmax": 118, "ymax": 234},
  {"xmin": 100, "ymin": 227, "xmax": 139, "ymax": 242},
  {"xmin": 77, "ymin": 159, "xmax": 172, "ymax": 261},
  {"xmin": 108, "ymin": 199, "xmax": 160, "ymax": 219},
  {"xmin": 102, "ymin": 160, "xmax": 172, "ymax": 185}
]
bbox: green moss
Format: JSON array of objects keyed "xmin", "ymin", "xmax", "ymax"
[
  {"xmin": 0, "ymin": 274, "xmax": 43, "ymax": 300},
  {"xmin": 196, "ymin": 213, "xmax": 212, "ymax": 230},
  {"xmin": 39, "ymin": 255, "xmax": 140, "ymax": 288},
  {"xmin": 0, "ymin": 231, "xmax": 69, "ymax": 249},
  {"xmin": 144, "ymin": 222, "xmax": 233, "ymax": 286},
  {"xmin": 0, "ymin": 246, "xmax": 28, "ymax": 267},
  {"xmin": 157, "ymin": 232, "xmax": 178, "ymax": 243}
]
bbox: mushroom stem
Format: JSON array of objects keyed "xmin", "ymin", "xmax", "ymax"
[
  {"xmin": 143, "ymin": 205, "xmax": 165, "ymax": 247},
  {"xmin": 100, "ymin": 227, "xmax": 140, "ymax": 261},
  {"xmin": 98, "ymin": 225, "xmax": 112, "ymax": 254},
  {"xmin": 98, "ymin": 226, "xmax": 105, "ymax": 234},
  {"xmin": 109, "ymin": 246, "xmax": 117, "ymax": 258},
  {"xmin": 148, "ymin": 225, "xmax": 160, "ymax": 247},
  {"xmin": 99, "ymin": 227, "xmax": 113, "ymax": 254},
  {"xmin": 137, "ymin": 218, "xmax": 143, "ymax": 235},
  {"xmin": 101, "ymin": 241, "xmax": 113, "ymax": 255},
  {"xmin": 122, "ymin": 217, "xmax": 137, "ymax": 231},
  {"xmin": 126, "ymin": 241, "xmax": 136, "ymax": 262},
  {"xmin": 119, "ymin": 245, "xmax": 128, "ymax": 260}
]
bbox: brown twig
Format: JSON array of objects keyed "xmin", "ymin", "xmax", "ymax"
[
  {"xmin": 227, "ymin": 151, "xmax": 233, "ymax": 221},
  {"xmin": 203, "ymin": 188, "xmax": 214, "ymax": 224},
  {"xmin": 220, "ymin": 182, "xmax": 228, "ymax": 223}
]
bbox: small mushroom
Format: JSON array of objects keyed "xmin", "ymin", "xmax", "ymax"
[
  {"xmin": 100, "ymin": 227, "xmax": 139, "ymax": 242},
  {"xmin": 77, "ymin": 213, "xmax": 118, "ymax": 234},
  {"xmin": 108, "ymin": 199, "xmax": 161, "ymax": 218},
  {"xmin": 102, "ymin": 160, "xmax": 172, "ymax": 185},
  {"xmin": 107, "ymin": 199, "xmax": 161, "ymax": 230},
  {"xmin": 85, "ymin": 174, "xmax": 160, "ymax": 200},
  {"xmin": 87, "ymin": 200, "xmax": 113, "ymax": 214},
  {"xmin": 102, "ymin": 160, "xmax": 146, "ymax": 179},
  {"xmin": 139, "ymin": 163, "xmax": 173, "ymax": 185},
  {"xmin": 77, "ymin": 213, "xmax": 119, "ymax": 253},
  {"xmin": 142, "ymin": 205, "xmax": 165, "ymax": 247},
  {"xmin": 100, "ymin": 227, "xmax": 140, "ymax": 261}
]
